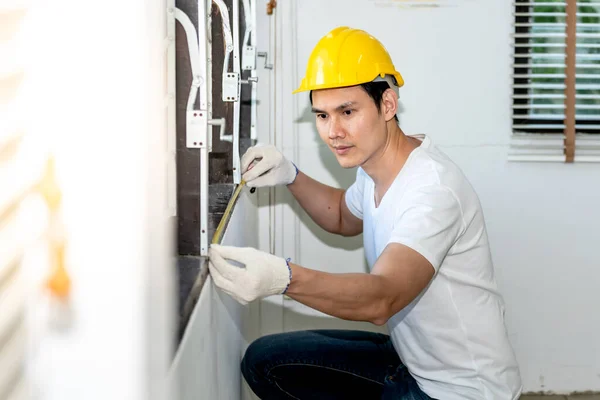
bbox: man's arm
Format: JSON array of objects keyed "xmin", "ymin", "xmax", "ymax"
[
  {"xmin": 287, "ymin": 171, "xmax": 362, "ymax": 237},
  {"xmin": 285, "ymin": 243, "xmax": 435, "ymax": 325},
  {"xmin": 240, "ymin": 145, "xmax": 361, "ymax": 236},
  {"xmin": 209, "ymin": 184, "xmax": 457, "ymax": 313}
]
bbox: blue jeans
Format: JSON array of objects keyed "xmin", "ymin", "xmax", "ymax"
[{"xmin": 241, "ymin": 330, "xmax": 435, "ymax": 400}]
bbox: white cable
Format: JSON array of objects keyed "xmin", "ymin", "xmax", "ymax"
[
  {"xmin": 242, "ymin": 0, "xmax": 252, "ymax": 47},
  {"xmin": 174, "ymin": 9, "xmax": 199, "ymax": 73},
  {"xmin": 174, "ymin": 8, "xmax": 202, "ymax": 111},
  {"xmin": 212, "ymin": 0, "xmax": 233, "ymax": 73}
]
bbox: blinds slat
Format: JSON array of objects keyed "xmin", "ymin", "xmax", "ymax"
[
  {"xmin": 512, "ymin": 94, "xmax": 600, "ymax": 99},
  {"xmin": 512, "ymin": 64, "xmax": 600, "ymax": 69},
  {"xmin": 510, "ymin": 136, "xmax": 564, "ymax": 147},
  {"xmin": 511, "ymin": 149, "xmax": 566, "ymax": 158},
  {"xmin": 514, "ymin": 12, "xmax": 599, "ymax": 17},
  {"xmin": 513, "ymin": 124, "xmax": 600, "ymax": 129},
  {"xmin": 512, "ymin": 83, "xmax": 600, "ymax": 89},
  {"xmin": 512, "ymin": 33, "xmax": 600, "ymax": 39},
  {"xmin": 507, "ymin": 155, "xmax": 568, "ymax": 162},
  {"xmin": 510, "ymin": 133, "xmax": 600, "ymax": 145},
  {"xmin": 513, "ymin": 43, "xmax": 600, "ymax": 49},
  {"xmin": 512, "ymin": 84, "xmax": 566, "ymax": 89},
  {"xmin": 510, "ymin": 148, "xmax": 565, "ymax": 156},
  {"xmin": 513, "ymin": 115, "xmax": 600, "ymax": 121},
  {"xmin": 513, "ymin": 1, "xmax": 565, "ymax": 5},
  {"xmin": 0, "ymin": 212, "xmax": 20, "ymax": 283},
  {"xmin": 514, "ymin": 23, "xmax": 600, "ymax": 28},
  {"xmin": 513, "ymin": 1, "xmax": 600, "ymax": 5},
  {"xmin": 512, "ymin": 73, "xmax": 600, "ymax": 79},
  {"xmin": 513, "ymin": 43, "xmax": 566, "ymax": 48},
  {"xmin": 514, "ymin": 53, "xmax": 600, "ymax": 59},
  {"xmin": 513, "ymin": 104, "xmax": 600, "ymax": 110}
]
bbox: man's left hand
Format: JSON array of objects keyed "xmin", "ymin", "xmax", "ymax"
[{"xmin": 208, "ymin": 244, "xmax": 291, "ymax": 305}]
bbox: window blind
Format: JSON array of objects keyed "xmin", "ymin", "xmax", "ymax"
[
  {"xmin": 1, "ymin": 4, "xmax": 33, "ymax": 399},
  {"xmin": 511, "ymin": 0, "xmax": 600, "ymax": 162}
]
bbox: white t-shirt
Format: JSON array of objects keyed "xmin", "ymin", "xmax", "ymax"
[{"xmin": 345, "ymin": 135, "xmax": 522, "ymax": 400}]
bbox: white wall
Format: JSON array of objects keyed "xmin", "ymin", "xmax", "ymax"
[
  {"xmin": 255, "ymin": 0, "xmax": 600, "ymax": 395},
  {"xmin": 172, "ymin": 192, "xmax": 259, "ymax": 400}
]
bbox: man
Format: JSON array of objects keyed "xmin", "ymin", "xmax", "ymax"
[{"xmin": 208, "ymin": 26, "xmax": 522, "ymax": 399}]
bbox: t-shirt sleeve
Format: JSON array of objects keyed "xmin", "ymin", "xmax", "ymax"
[
  {"xmin": 388, "ymin": 185, "xmax": 464, "ymax": 271},
  {"xmin": 344, "ymin": 168, "xmax": 366, "ymax": 220}
]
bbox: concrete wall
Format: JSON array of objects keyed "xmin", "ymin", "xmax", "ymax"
[{"xmin": 253, "ymin": 0, "xmax": 600, "ymax": 395}]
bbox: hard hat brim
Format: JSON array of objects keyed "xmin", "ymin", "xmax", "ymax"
[{"xmin": 292, "ymin": 72, "xmax": 404, "ymax": 94}]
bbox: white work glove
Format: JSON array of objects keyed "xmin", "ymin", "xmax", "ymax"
[
  {"xmin": 208, "ymin": 244, "xmax": 291, "ymax": 305},
  {"xmin": 241, "ymin": 144, "xmax": 298, "ymax": 188}
]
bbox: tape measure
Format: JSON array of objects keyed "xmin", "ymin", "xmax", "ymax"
[{"xmin": 211, "ymin": 180, "xmax": 247, "ymax": 245}]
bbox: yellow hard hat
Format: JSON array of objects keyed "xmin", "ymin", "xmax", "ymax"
[{"xmin": 293, "ymin": 26, "xmax": 404, "ymax": 94}]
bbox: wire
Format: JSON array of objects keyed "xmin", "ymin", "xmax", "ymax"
[
  {"xmin": 212, "ymin": 0, "xmax": 234, "ymax": 79},
  {"xmin": 241, "ymin": 0, "xmax": 253, "ymax": 48}
]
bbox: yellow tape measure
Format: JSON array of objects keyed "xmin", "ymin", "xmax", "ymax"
[{"xmin": 211, "ymin": 180, "xmax": 247, "ymax": 245}]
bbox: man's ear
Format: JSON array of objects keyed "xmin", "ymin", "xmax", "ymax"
[{"xmin": 381, "ymin": 88, "xmax": 398, "ymax": 122}]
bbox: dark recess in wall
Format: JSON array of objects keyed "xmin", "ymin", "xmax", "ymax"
[
  {"xmin": 174, "ymin": 0, "xmax": 256, "ymax": 338},
  {"xmin": 175, "ymin": 0, "xmax": 252, "ymax": 256}
]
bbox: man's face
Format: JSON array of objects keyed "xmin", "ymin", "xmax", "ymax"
[{"xmin": 311, "ymin": 86, "xmax": 388, "ymax": 169}]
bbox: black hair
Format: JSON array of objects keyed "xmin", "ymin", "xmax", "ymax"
[{"xmin": 309, "ymin": 81, "xmax": 399, "ymax": 122}]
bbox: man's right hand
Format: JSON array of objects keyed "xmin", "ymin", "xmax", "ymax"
[{"xmin": 241, "ymin": 145, "xmax": 298, "ymax": 188}]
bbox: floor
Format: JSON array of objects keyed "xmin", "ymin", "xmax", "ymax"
[{"xmin": 521, "ymin": 395, "xmax": 600, "ymax": 399}]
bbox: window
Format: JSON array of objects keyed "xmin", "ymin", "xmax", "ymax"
[{"xmin": 511, "ymin": 0, "xmax": 600, "ymax": 162}]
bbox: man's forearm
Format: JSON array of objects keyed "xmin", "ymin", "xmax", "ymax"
[
  {"xmin": 287, "ymin": 171, "xmax": 346, "ymax": 234},
  {"xmin": 285, "ymin": 262, "xmax": 392, "ymax": 326}
]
